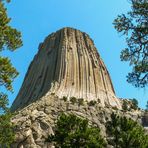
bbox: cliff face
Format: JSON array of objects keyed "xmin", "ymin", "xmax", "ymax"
[
  {"xmin": 11, "ymin": 28, "xmax": 145, "ymax": 147},
  {"xmin": 11, "ymin": 27, "xmax": 121, "ymax": 111}
]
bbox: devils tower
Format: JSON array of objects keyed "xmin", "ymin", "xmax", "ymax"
[
  {"xmin": 11, "ymin": 27, "xmax": 121, "ymax": 111},
  {"xmin": 11, "ymin": 28, "xmax": 145, "ymax": 147}
]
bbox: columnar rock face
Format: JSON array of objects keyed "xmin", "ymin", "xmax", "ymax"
[
  {"xmin": 11, "ymin": 27, "xmax": 121, "ymax": 111},
  {"xmin": 10, "ymin": 28, "xmax": 145, "ymax": 147}
]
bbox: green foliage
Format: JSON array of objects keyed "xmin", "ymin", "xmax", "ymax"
[
  {"xmin": 78, "ymin": 98, "xmax": 84, "ymax": 106},
  {"xmin": 146, "ymin": 101, "xmax": 148, "ymax": 111},
  {"xmin": 0, "ymin": 113, "xmax": 15, "ymax": 148},
  {"xmin": 0, "ymin": 2, "xmax": 22, "ymax": 51},
  {"xmin": 122, "ymin": 100, "xmax": 128, "ymax": 111},
  {"xmin": 112, "ymin": 106, "xmax": 118, "ymax": 110},
  {"xmin": 113, "ymin": 0, "xmax": 148, "ymax": 88},
  {"xmin": 62, "ymin": 96, "xmax": 67, "ymax": 102},
  {"xmin": 106, "ymin": 113, "xmax": 148, "ymax": 148},
  {"xmin": 70, "ymin": 97, "xmax": 77, "ymax": 105},
  {"xmin": 88, "ymin": 100, "xmax": 97, "ymax": 106},
  {"xmin": 0, "ymin": 1, "xmax": 22, "ymax": 146},
  {"xmin": 0, "ymin": 92, "xmax": 8, "ymax": 113},
  {"xmin": 0, "ymin": 0, "xmax": 22, "ymax": 106},
  {"xmin": 130, "ymin": 98, "xmax": 138, "ymax": 110},
  {"xmin": 46, "ymin": 113, "xmax": 106, "ymax": 148},
  {"xmin": 122, "ymin": 99, "xmax": 138, "ymax": 111},
  {"xmin": 0, "ymin": 57, "xmax": 19, "ymax": 91}
]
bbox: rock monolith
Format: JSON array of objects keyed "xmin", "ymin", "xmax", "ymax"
[{"xmin": 11, "ymin": 27, "xmax": 121, "ymax": 111}]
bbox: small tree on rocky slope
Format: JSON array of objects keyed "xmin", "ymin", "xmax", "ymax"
[
  {"xmin": 130, "ymin": 98, "xmax": 139, "ymax": 110},
  {"xmin": 46, "ymin": 113, "xmax": 106, "ymax": 148},
  {"xmin": 146, "ymin": 101, "xmax": 148, "ymax": 111},
  {"xmin": 106, "ymin": 112, "xmax": 148, "ymax": 148}
]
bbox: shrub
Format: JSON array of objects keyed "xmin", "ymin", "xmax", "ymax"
[
  {"xmin": 78, "ymin": 98, "xmax": 84, "ymax": 106},
  {"xmin": 106, "ymin": 113, "xmax": 148, "ymax": 147},
  {"xmin": 104, "ymin": 102, "xmax": 110, "ymax": 108},
  {"xmin": 97, "ymin": 98, "xmax": 101, "ymax": 104},
  {"xmin": 51, "ymin": 92, "xmax": 55, "ymax": 95},
  {"xmin": 62, "ymin": 96, "xmax": 67, "ymax": 102},
  {"xmin": 70, "ymin": 97, "xmax": 77, "ymax": 105},
  {"xmin": 88, "ymin": 100, "xmax": 97, "ymax": 106},
  {"xmin": 122, "ymin": 100, "xmax": 128, "ymax": 111},
  {"xmin": 130, "ymin": 98, "xmax": 138, "ymax": 110},
  {"xmin": 46, "ymin": 113, "xmax": 106, "ymax": 147},
  {"xmin": 112, "ymin": 106, "xmax": 118, "ymax": 110},
  {"xmin": 146, "ymin": 101, "xmax": 148, "ymax": 111}
]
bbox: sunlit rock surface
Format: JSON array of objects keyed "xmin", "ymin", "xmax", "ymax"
[
  {"xmin": 11, "ymin": 28, "xmax": 146, "ymax": 148},
  {"xmin": 11, "ymin": 95, "xmax": 143, "ymax": 148},
  {"xmin": 11, "ymin": 27, "xmax": 121, "ymax": 112}
]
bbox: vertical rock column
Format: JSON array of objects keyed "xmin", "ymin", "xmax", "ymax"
[{"xmin": 11, "ymin": 27, "xmax": 121, "ymax": 111}]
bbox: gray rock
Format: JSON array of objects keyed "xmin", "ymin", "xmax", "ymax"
[
  {"xmin": 10, "ymin": 28, "xmax": 144, "ymax": 147},
  {"xmin": 11, "ymin": 27, "xmax": 122, "ymax": 112}
]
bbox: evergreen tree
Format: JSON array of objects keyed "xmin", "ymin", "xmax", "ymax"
[
  {"xmin": 46, "ymin": 113, "xmax": 106, "ymax": 148},
  {"xmin": 106, "ymin": 113, "xmax": 148, "ymax": 148},
  {"xmin": 131, "ymin": 98, "xmax": 139, "ymax": 110},
  {"xmin": 113, "ymin": 0, "xmax": 148, "ymax": 88},
  {"xmin": 0, "ymin": 0, "xmax": 22, "ymax": 147},
  {"xmin": 122, "ymin": 100, "xmax": 128, "ymax": 111},
  {"xmin": 0, "ymin": 113, "xmax": 14, "ymax": 148},
  {"xmin": 146, "ymin": 101, "xmax": 148, "ymax": 111}
]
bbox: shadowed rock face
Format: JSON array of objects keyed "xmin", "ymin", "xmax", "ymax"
[{"xmin": 11, "ymin": 27, "xmax": 121, "ymax": 111}]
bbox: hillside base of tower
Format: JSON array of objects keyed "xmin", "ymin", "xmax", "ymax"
[{"xmin": 11, "ymin": 93, "xmax": 146, "ymax": 148}]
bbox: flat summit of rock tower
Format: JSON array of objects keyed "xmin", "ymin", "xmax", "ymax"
[{"xmin": 11, "ymin": 27, "xmax": 121, "ymax": 111}]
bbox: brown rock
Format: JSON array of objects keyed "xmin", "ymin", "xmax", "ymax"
[
  {"xmin": 11, "ymin": 28, "xmax": 144, "ymax": 147},
  {"xmin": 11, "ymin": 27, "xmax": 121, "ymax": 112}
]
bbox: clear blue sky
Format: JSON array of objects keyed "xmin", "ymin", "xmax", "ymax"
[{"xmin": 2, "ymin": 0, "xmax": 147, "ymax": 108}]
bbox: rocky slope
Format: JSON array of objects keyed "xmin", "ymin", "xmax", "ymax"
[{"xmin": 11, "ymin": 94, "xmax": 143, "ymax": 148}]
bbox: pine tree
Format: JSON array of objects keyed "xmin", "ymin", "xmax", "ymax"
[
  {"xmin": 113, "ymin": 0, "xmax": 148, "ymax": 88},
  {"xmin": 0, "ymin": 0, "xmax": 22, "ymax": 147},
  {"xmin": 46, "ymin": 113, "xmax": 106, "ymax": 148},
  {"xmin": 146, "ymin": 101, "xmax": 148, "ymax": 111},
  {"xmin": 106, "ymin": 113, "xmax": 148, "ymax": 147},
  {"xmin": 122, "ymin": 100, "xmax": 128, "ymax": 111},
  {"xmin": 0, "ymin": 113, "xmax": 14, "ymax": 148},
  {"xmin": 131, "ymin": 98, "xmax": 139, "ymax": 110}
]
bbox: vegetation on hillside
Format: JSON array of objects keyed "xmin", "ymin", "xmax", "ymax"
[
  {"xmin": 106, "ymin": 112, "xmax": 148, "ymax": 147},
  {"xmin": 46, "ymin": 113, "xmax": 106, "ymax": 148},
  {"xmin": 46, "ymin": 113, "xmax": 148, "ymax": 147},
  {"xmin": 146, "ymin": 101, "xmax": 148, "ymax": 111},
  {"xmin": 130, "ymin": 98, "xmax": 139, "ymax": 110}
]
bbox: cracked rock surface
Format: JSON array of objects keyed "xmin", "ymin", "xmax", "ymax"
[
  {"xmin": 10, "ymin": 28, "xmax": 145, "ymax": 147},
  {"xmin": 11, "ymin": 27, "xmax": 121, "ymax": 112},
  {"xmin": 11, "ymin": 95, "xmax": 143, "ymax": 148}
]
